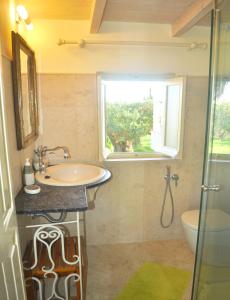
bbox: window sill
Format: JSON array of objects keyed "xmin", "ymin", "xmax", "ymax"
[
  {"xmin": 101, "ymin": 154, "xmax": 181, "ymax": 162},
  {"xmin": 104, "ymin": 157, "xmax": 175, "ymax": 162}
]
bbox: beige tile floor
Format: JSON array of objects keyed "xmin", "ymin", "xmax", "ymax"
[{"xmin": 86, "ymin": 239, "xmax": 195, "ymax": 300}]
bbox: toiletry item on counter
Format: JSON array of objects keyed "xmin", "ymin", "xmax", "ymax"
[
  {"xmin": 33, "ymin": 153, "xmax": 40, "ymax": 171},
  {"xmin": 23, "ymin": 158, "xmax": 35, "ymax": 186},
  {"xmin": 24, "ymin": 184, "xmax": 41, "ymax": 195}
]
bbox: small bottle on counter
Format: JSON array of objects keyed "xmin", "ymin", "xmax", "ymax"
[
  {"xmin": 23, "ymin": 158, "xmax": 35, "ymax": 186},
  {"xmin": 33, "ymin": 153, "xmax": 40, "ymax": 171}
]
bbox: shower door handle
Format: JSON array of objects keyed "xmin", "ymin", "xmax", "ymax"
[{"xmin": 201, "ymin": 184, "xmax": 220, "ymax": 192}]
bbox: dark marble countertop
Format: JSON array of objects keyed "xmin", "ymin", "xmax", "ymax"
[
  {"xmin": 15, "ymin": 169, "xmax": 112, "ymax": 215},
  {"xmin": 15, "ymin": 184, "xmax": 88, "ymax": 215}
]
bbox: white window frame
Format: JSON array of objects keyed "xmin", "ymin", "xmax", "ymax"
[
  {"xmin": 151, "ymin": 77, "xmax": 186, "ymax": 159},
  {"xmin": 97, "ymin": 73, "xmax": 186, "ymax": 161}
]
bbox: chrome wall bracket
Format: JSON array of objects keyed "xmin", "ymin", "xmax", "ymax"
[{"xmin": 201, "ymin": 184, "xmax": 220, "ymax": 192}]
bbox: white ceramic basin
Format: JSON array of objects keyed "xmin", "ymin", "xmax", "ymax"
[{"xmin": 36, "ymin": 163, "xmax": 106, "ymax": 186}]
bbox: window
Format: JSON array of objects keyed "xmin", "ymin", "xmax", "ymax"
[
  {"xmin": 213, "ymin": 81, "xmax": 230, "ymax": 158},
  {"xmin": 98, "ymin": 74, "xmax": 186, "ymax": 160}
]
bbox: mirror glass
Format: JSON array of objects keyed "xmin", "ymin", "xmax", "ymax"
[
  {"xmin": 12, "ymin": 31, "xmax": 38, "ymax": 150},
  {"xmin": 20, "ymin": 49, "xmax": 32, "ymax": 137}
]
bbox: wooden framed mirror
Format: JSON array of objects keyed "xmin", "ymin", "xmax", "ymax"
[{"xmin": 11, "ymin": 31, "xmax": 39, "ymax": 150}]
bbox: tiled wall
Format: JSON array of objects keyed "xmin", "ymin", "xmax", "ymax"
[{"xmin": 38, "ymin": 74, "xmax": 208, "ymax": 245}]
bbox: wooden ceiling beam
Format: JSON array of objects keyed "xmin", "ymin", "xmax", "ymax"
[
  {"xmin": 171, "ymin": 0, "xmax": 215, "ymax": 37},
  {"xmin": 90, "ymin": 0, "xmax": 107, "ymax": 33}
]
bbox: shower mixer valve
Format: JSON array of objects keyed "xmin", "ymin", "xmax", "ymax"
[
  {"xmin": 171, "ymin": 174, "xmax": 179, "ymax": 186},
  {"xmin": 164, "ymin": 167, "xmax": 179, "ymax": 187}
]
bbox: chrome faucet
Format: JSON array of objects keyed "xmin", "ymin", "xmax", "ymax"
[
  {"xmin": 34, "ymin": 145, "xmax": 71, "ymax": 173},
  {"xmin": 164, "ymin": 166, "xmax": 179, "ymax": 186}
]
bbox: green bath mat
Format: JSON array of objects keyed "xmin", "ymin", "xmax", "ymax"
[{"xmin": 116, "ymin": 262, "xmax": 191, "ymax": 300}]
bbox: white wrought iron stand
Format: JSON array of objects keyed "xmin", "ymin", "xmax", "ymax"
[{"xmin": 23, "ymin": 212, "xmax": 83, "ymax": 300}]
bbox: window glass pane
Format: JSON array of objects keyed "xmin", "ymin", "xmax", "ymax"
[
  {"xmin": 104, "ymin": 80, "xmax": 166, "ymax": 154},
  {"xmin": 165, "ymin": 85, "xmax": 180, "ymax": 149}
]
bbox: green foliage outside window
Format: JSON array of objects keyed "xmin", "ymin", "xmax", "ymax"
[
  {"xmin": 106, "ymin": 99, "xmax": 153, "ymax": 152},
  {"xmin": 213, "ymin": 102, "xmax": 230, "ymax": 154}
]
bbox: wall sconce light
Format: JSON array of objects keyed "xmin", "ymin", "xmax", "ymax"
[{"xmin": 16, "ymin": 4, "xmax": 33, "ymax": 30}]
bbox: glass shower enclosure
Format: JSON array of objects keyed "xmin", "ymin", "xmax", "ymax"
[{"xmin": 192, "ymin": 1, "xmax": 230, "ymax": 299}]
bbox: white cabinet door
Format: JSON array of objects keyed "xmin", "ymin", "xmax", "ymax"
[{"xmin": 0, "ymin": 46, "xmax": 26, "ymax": 300}]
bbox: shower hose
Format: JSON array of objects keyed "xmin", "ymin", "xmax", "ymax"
[{"xmin": 160, "ymin": 166, "xmax": 175, "ymax": 228}]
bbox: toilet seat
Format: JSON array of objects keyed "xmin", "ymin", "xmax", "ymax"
[
  {"xmin": 181, "ymin": 209, "xmax": 230, "ymax": 232},
  {"xmin": 181, "ymin": 210, "xmax": 199, "ymax": 230}
]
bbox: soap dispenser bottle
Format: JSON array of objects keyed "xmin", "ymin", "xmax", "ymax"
[{"xmin": 23, "ymin": 158, "xmax": 35, "ymax": 186}]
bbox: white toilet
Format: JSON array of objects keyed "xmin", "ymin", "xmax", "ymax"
[
  {"xmin": 181, "ymin": 210, "xmax": 200, "ymax": 253},
  {"xmin": 181, "ymin": 209, "xmax": 230, "ymax": 266}
]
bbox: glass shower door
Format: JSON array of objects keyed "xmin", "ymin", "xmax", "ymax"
[{"xmin": 192, "ymin": 1, "xmax": 230, "ymax": 299}]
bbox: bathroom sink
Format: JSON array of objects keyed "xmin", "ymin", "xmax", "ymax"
[{"xmin": 35, "ymin": 163, "xmax": 106, "ymax": 186}]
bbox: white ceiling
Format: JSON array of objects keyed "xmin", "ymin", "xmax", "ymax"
[
  {"xmin": 17, "ymin": 0, "xmax": 211, "ymax": 25},
  {"xmin": 103, "ymin": 0, "xmax": 197, "ymax": 24},
  {"xmin": 16, "ymin": 0, "xmax": 93, "ymax": 20}
]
